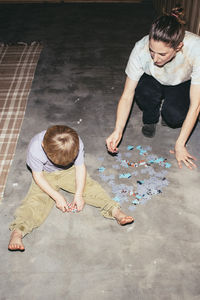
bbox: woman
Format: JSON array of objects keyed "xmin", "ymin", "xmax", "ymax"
[{"xmin": 106, "ymin": 7, "xmax": 200, "ymax": 169}]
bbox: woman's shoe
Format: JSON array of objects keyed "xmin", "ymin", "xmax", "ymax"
[{"xmin": 142, "ymin": 124, "xmax": 156, "ymax": 138}]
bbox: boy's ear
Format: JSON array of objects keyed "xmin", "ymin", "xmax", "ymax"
[
  {"xmin": 42, "ymin": 142, "xmax": 44, "ymax": 147},
  {"xmin": 176, "ymin": 42, "xmax": 183, "ymax": 52}
]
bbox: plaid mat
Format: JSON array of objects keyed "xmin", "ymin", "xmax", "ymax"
[{"xmin": 0, "ymin": 42, "xmax": 43, "ymax": 200}]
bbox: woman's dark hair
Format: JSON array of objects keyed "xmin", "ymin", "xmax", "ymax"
[{"xmin": 149, "ymin": 6, "xmax": 186, "ymax": 49}]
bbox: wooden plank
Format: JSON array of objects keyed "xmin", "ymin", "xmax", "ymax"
[
  {"xmin": 192, "ymin": 0, "xmax": 200, "ymax": 34},
  {"xmin": 0, "ymin": 0, "xmax": 142, "ymax": 3},
  {"xmin": 62, "ymin": 0, "xmax": 142, "ymax": 2},
  {"xmin": 0, "ymin": 0, "xmax": 60, "ymax": 2},
  {"xmin": 153, "ymin": 0, "xmax": 200, "ymax": 35},
  {"xmin": 184, "ymin": 0, "xmax": 191, "ymax": 30}
]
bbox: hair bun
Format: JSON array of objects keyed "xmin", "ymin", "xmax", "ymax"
[{"xmin": 171, "ymin": 7, "xmax": 185, "ymax": 24}]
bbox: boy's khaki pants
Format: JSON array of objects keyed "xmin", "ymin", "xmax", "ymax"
[{"xmin": 9, "ymin": 166, "xmax": 120, "ymax": 237}]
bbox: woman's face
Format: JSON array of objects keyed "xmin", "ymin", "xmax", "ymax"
[{"xmin": 149, "ymin": 39, "xmax": 181, "ymax": 67}]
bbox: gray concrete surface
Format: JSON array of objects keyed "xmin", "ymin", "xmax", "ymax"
[{"xmin": 0, "ymin": 2, "xmax": 200, "ymax": 300}]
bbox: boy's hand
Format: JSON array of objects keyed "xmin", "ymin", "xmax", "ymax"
[
  {"xmin": 55, "ymin": 195, "xmax": 70, "ymax": 212},
  {"xmin": 72, "ymin": 194, "xmax": 85, "ymax": 212},
  {"xmin": 32, "ymin": 171, "xmax": 70, "ymax": 212}
]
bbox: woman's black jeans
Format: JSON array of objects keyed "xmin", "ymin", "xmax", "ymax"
[{"xmin": 134, "ymin": 73, "xmax": 191, "ymax": 128}]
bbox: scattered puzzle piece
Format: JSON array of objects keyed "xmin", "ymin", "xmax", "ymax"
[
  {"xmin": 113, "ymin": 196, "xmax": 121, "ymax": 202},
  {"xmin": 132, "ymin": 199, "xmax": 140, "ymax": 205},
  {"xmin": 119, "ymin": 173, "xmax": 132, "ymax": 179},
  {"xmin": 127, "ymin": 145, "xmax": 134, "ymax": 150},
  {"xmin": 98, "ymin": 166, "xmax": 105, "ymax": 172}
]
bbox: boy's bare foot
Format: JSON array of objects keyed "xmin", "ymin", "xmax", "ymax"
[
  {"xmin": 112, "ymin": 208, "xmax": 134, "ymax": 226},
  {"xmin": 8, "ymin": 229, "xmax": 25, "ymax": 252}
]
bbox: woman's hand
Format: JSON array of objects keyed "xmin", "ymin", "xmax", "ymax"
[
  {"xmin": 106, "ymin": 130, "xmax": 122, "ymax": 153},
  {"xmin": 170, "ymin": 145, "xmax": 197, "ymax": 169}
]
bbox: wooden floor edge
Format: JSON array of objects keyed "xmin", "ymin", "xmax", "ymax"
[{"xmin": 0, "ymin": 0, "xmax": 143, "ymax": 3}]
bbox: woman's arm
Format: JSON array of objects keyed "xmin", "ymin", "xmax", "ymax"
[
  {"xmin": 106, "ymin": 77, "xmax": 138, "ymax": 152},
  {"xmin": 174, "ymin": 84, "xmax": 200, "ymax": 169}
]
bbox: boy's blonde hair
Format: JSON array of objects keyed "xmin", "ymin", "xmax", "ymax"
[{"xmin": 43, "ymin": 125, "xmax": 79, "ymax": 166}]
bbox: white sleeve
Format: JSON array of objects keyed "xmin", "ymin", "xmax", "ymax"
[{"xmin": 125, "ymin": 41, "xmax": 145, "ymax": 81}]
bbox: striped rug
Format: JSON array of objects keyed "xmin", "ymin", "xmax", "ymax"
[{"xmin": 0, "ymin": 42, "xmax": 43, "ymax": 201}]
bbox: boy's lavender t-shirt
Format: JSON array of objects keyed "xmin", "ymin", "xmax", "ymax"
[{"xmin": 26, "ymin": 130, "xmax": 84, "ymax": 172}]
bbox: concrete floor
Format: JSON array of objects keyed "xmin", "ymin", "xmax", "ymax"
[{"xmin": 0, "ymin": 2, "xmax": 200, "ymax": 300}]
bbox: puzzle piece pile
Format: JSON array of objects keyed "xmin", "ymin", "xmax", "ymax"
[{"xmin": 97, "ymin": 145, "xmax": 171, "ymax": 211}]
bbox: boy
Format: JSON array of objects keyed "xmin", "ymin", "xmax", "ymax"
[{"xmin": 8, "ymin": 125, "xmax": 134, "ymax": 251}]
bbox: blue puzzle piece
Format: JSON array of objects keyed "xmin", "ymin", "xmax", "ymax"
[
  {"xmin": 154, "ymin": 157, "xmax": 165, "ymax": 163},
  {"xmin": 120, "ymin": 160, "xmax": 129, "ymax": 168},
  {"xmin": 98, "ymin": 166, "xmax": 105, "ymax": 172},
  {"xmin": 136, "ymin": 145, "xmax": 147, "ymax": 155},
  {"xmin": 127, "ymin": 145, "xmax": 134, "ymax": 150},
  {"xmin": 113, "ymin": 196, "xmax": 121, "ymax": 203},
  {"xmin": 165, "ymin": 162, "xmax": 171, "ymax": 168},
  {"xmin": 119, "ymin": 173, "xmax": 132, "ymax": 179}
]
